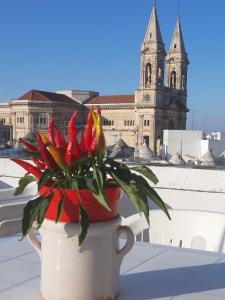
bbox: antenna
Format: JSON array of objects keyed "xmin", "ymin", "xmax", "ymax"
[
  {"xmin": 153, "ymin": 0, "xmax": 156, "ymax": 8},
  {"xmin": 177, "ymin": 0, "xmax": 181, "ymax": 18}
]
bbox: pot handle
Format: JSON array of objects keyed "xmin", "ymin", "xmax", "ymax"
[
  {"xmin": 117, "ymin": 225, "xmax": 134, "ymax": 259},
  {"xmin": 27, "ymin": 224, "xmax": 41, "ymax": 258}
]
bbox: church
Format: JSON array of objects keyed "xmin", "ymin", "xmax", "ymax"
[
  {"xmin": 86, "ymin": 3, "xmax": 189, "ymax": 152},
  {"xmin": 0, "ymin": 3, "xmax": 189, "ymax": 150}
]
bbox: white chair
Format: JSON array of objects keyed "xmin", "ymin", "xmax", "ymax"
[
  {"xmin": 0, "ymin": 181, "xmax": 37, "ymax": 204},
  {"xmin": 0, "ymin": 202, "xmax": 25, "ymax": 237},
  {"xmin": 0, "ymin": 219, "xmax": 22, "ymax": 237},
  {"xmin": 123, "ymin": 209, "xmax": 225, "ymax": 253}
]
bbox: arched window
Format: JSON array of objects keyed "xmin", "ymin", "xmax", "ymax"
[
  {"xmin": 182, "ymin": 75, "xmax": 186, "ymax": 90},
  {"xmin": 170, "ymin": 71, "xmax": 176, "ymax": 89},
  {"xmin": 145, "ymin": 63, "xmax": 152, "ymax": 86},
  {"xmin": 168, "ymin": 120, "xmax": 175, "ymax": 130},
  {"xmin": 158, "ymin": 67, "xmax": 162, "ymax": 80}
]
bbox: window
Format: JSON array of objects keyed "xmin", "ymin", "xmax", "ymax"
[
  {"xmin": 170, "ymin": 71, "xmax": 177, "ymax": 89},
  {"xmin": 36, "ymin": 116, "xmax": 48, "ymax": 126},
  {"xmin": 17, "ymin": 116, "xmax": 24, "ymax": 124},
  {"xmin": 168, "ymin": 120, "xmax": 175, "ymax": 130},
  {"xmin": 103, "ymin": 119, "xmax": 114, "ymax": 126},
  {"xmin": 174, "ymin": 44, "xmax": 177, "ymax": 49},
  {"xmin": 145, "ymin": 63, "xmax": 152, "ymax": 86},
  {"xmin": 124, "ymin": 120, "xmax": 134, "ymax": 126},
  {"xmin": 144, "ymin": 120, "xmax": 150, "ymax": 127},
  {"xmin": 182, "ymin": 75, "xmax": 186, "ymax": 90}
]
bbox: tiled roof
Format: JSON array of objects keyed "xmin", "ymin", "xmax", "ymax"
[
  {"xmin": 18, "ymin": 90, "xmax": 79, "ymax": 104},
  {"xmin": 87, "ymin": 95, "xmax": 135, "ymax": 105}
]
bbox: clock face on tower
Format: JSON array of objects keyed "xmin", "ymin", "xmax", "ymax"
[{"xmin": 143, "ymin": 94, "xmax": 150, "ymax": 102}]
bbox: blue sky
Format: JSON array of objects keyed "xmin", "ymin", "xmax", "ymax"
[{"xmin": 0, "ymin": 0, "xmax": 224, "ymax": 131}]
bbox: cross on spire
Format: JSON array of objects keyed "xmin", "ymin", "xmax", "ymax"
[{"xmin": 177, "ymin": 0, "xmax": 181, "ymax": 18}]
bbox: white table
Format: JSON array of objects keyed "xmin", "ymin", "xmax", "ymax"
[{"xmin": 1, "ymin": 236, "xmax": 225, "ymax": 299}]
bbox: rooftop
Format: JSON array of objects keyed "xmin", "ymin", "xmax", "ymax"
[
  {"xmin": 86, "ymin": 95, "xmax": 135, "ymax": 105},
  {"xmin": 18, "ymin": 89, "xmax": 80, "ymax": 104}
]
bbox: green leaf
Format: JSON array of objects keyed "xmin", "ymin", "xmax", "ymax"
[
  {"xmin": 75, "ymin": 176, "xmax": 96, "ymax": 191},
  {"xmin": 144, "ymin": 185, "xmax": 171, "ymax": 220},
  {"xmin": 131, "ymin": 173, "xmax": 171, "ymax": 221},
  {"xmin": 21, "ymin": 194, "xmax": 53, "ymax": 237},
  {"xmin": 56, "ymin": 193, "xmax": 65, "ymax": 223},
  {"xmin": 22, "ymin": 196, "xmax": 42, "ymax": 237},
  {"xmin": 106, "ymin": 159, "xmax": 131, "ymax": 183},
  {"xmin": 14, "ymin": 175, "xmax": 36, "ymax": 196},
  {"xmin": 79, "ymin": 202, "xmax": 89, "ymax": 246},
  {"xmin": 74, "ymin": 156, "xmax": 91, "ymax": 167},
  {"xmin": 71, "ymin": 180, "xmax": 79, "ymax": 190},
  {"xmin": 38, "ymin": 169, "xmax": 55, "ymax": 190},
  {"xmin": 92, "ymin": 164, "xmax": 111, "ymax": 211},
  {"xmin": 36, "ymin": 194, "xmax": 53, "ymax": 229},
  {"xmin": 23, "ymin": 150, "xmax": 41, "ymax": 159},
  {"xmin": 132, "ymin": 166, "xmax": 159, "ymax": 185},
  {"xmin": 109, "ymin": 169, "xmax": 145, "ymax": 215}
]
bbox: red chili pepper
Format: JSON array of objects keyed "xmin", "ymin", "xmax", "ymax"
[
  {"xmin": 32, "ymin": 158, "xmax": 46, "ymax": 170},
  {"xmin": 89, "ymin": 127, "xmax": 97, "ymax": 157},
  {"xmin": 55, "ymin": 126, "xmax": 67, "ymax": 155},
  {"xmin": 19, "ymin": 138, "xmax": 38, "ymax": 152},
  {"xmin": 37, "ymin": 132, "xmax": 57, "ymax": 169},
  {"xmin": 68, "ymin": 112, "xmax": 77, "ymax": 141},
  {"xmin": 78, "ymin": 132, "xmax": 86, "ymax": 156},
  {"xmin": 67, "ymin": 111, "xmax": 82, "ymax": 160},
  {"xmin": 64, "ymin": 133, "xmax": 75, "ymax": 166},
  {"xmin": 48, "ymin": 119, "xmax": 56, "ymax": 146},
  {"xmin": 73, "ymin": 136, "xmax": 82, "ymax": 159},
  {"xmin": 11, "ymin": 159, "xmax": 42, "ymax": 179}
]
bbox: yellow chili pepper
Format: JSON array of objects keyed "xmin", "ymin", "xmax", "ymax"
[
  {"xmin": 91, "ymin": 109, "xmax": 106, "ymax": 160},
  {"xmin": 39, "ymin": 131, "xmax": 64, "ymax": 167}
]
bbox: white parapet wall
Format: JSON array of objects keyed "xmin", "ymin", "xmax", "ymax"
[
  {"xmin": 0, "ymin": 158, "xmax": 27, "ymax": 177},
  {"xmin": 0, "ymin": 158, "xmax": 37, "ymax": 204},
  {"xmin": 119, "ymin": 165, "xmax": 225, "ymax": 217},
  {"xmin": 1, "ymin": 158, "xmax": 225, "ymax": 217}
]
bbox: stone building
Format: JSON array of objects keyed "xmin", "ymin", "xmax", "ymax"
[
  {"xmin": 0, "ymin": 90, "xmax": 86, "ymax": 144},
  {"xmin": 86, "ymin": 4, "xmax": 189, "ymax": 151},
  {"xmin": 0, "ymin": 103, "xmax": 12, "ymax": 146},
  {"xmin": 0, "ymin": 3, "xmax": 189, "ymax": 150}
]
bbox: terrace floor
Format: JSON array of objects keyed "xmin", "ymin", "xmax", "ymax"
[{"xmin": 1, "ymin": 235, "xmax": 225, "ymax": 299}]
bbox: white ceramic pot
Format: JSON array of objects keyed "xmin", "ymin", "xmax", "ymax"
[{"xmin": 28, "ymin": 216, "xmax": 134, "ymax": 300}]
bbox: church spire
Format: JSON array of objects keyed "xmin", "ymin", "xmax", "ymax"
[
  {"xmin": 137, "ymin": 2, "xmax": 166, "ymax": 103},
  {"xmin": 166, "ymin": 17, "xmax": 189, "ymax": 91},
  {"xmin": 169, "ymin": 17, "xmax": 186, "ymax": 54},
  {"xmin": 143, "ymin": 3, "xmax": 164, "ymax": 51}
]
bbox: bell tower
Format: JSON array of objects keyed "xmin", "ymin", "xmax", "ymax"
[
  {"xmin": 135, "ymin": 2, "xmax": 166, "ymax": 106},
  {"xmin": 166, "ymin": 17, "xmax": 189, "ymax": 93}
]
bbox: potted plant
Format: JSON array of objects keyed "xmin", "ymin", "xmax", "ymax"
[{"xmin": 12, "ymin": 107, "xmax": 170, "ymax": 300}]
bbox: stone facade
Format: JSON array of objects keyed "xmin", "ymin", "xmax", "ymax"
[{"xmin": 0, "ymin": 90, "xmax": 86, "ymax": 144}]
